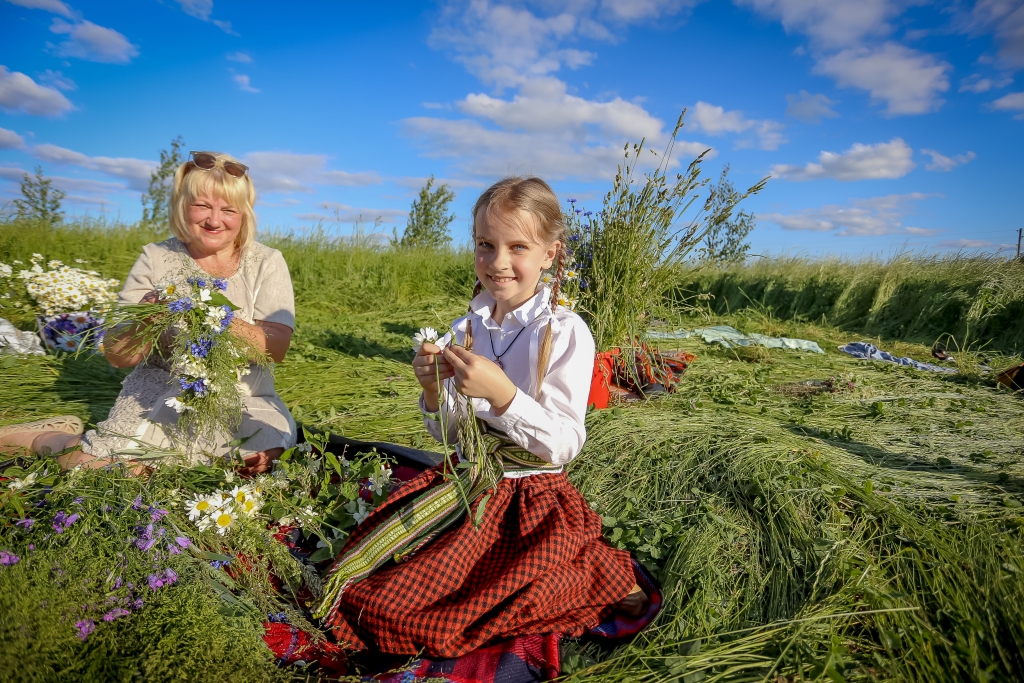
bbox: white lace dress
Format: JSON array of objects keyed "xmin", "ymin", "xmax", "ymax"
[{"xmin": 79, "ymin": 238, "xmax": 297, "ymax": 464}]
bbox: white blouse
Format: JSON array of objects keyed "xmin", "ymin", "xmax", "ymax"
[{"xmin": 420, "ymin": 286, "xmax": 596, "ymax": 477}]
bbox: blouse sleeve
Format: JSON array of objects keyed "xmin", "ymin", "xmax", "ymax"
[
  {"xmin": 252, "ymin": 249, "xmax": 296, "ymax": 329},
  {"xmin": 118, "ymin": 244, "xmax": 157, "ymax": 305}
]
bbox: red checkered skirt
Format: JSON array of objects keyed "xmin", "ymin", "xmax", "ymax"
[{"xmin": 322, "ymin": 466, "xmax": 635, "ymax": 658}]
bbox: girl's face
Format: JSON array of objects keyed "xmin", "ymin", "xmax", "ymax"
[
  {"xmin": 474, "ymin": 207, "xmax": 559, "ymax": 317},
  {"xmin": 186, "ymin": 193, "xmax": 242, "ymax": 256}
]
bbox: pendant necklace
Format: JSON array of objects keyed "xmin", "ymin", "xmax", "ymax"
[{"xmin": 488, "ymin": 320, "xmax": 532, "ymax": 370}]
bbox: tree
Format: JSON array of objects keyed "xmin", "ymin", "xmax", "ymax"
[
  {"xmin": 12, "ymin": 166, "xmax": 65, "ymax": 224},
  {"xmin": 140, "ymin": 136, "xmax": 185, "ymax": 227},
  {"xmin": 698, "ymin": 165, "xmax": 756, "ymax": 264},
  {"xmin": 394, "ymin": 175, "xmax": 456, "ymax": 249}
]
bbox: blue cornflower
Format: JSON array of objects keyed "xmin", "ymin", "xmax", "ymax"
[
  {"xmin": 574, "ymin": 209, "xmax": 582, "ymax": 214},
  {"xmin": 167, "ymin": 298, "xmax": 193, "ymax": 313},
  {"xmin": 191, "ymin": 378, "xmax": 208, "ymax": 397},
  {"xmin": 218, "ymin": 307, "xmax": 235, "ymax": 333},
  {"xmin": 187, "ymin": 276, "xmax": 208, "ymax": 288},
  {"xmin": 580, "ymin": 278, "xmax": 589, "ymax": 290},
  {"xmin": 188, "ymin": 338, "xmax": 214, "ymax": 358},
  {"xmin": 568, "ymin": 198, "xmax": 577, "ymax": 204},
  {"xmin": 584, "ymin": 211, "xmax": 592, "ymax": 217},
  {"xmin": 210, "ymin": 559, "xmax": 230, "ymax": 569},
  {"xmin": 213, "ymin": 277, "xmax": 228, "ymax": 291}
]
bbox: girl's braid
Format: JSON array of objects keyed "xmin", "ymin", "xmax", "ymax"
[
  {"xmin": 464, "ymin": 279, "xmax": 484, "ymax": 351},
  {"xmin": 536, "ymin": 244, "xmax": 568, "ymax": 400}
]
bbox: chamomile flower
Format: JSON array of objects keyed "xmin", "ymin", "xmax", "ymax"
[
  {"xmin": 213, "ymin": 509, "xmax": 236, "ymax": 535},
  {"xmin": 165, "ymin": 397, "xmax": 190, "ymax": 413},
  {"xmin": 7, "ymin": 472, "xmax": 38, "ymax": 490},
  {"xmin": 185, "ymin": 493, "xmax": 221, "ymax": 521},
  {"xmin": 239, "ymin": 496, "xmax": 262, "ymax": 516},
  {"xmin": 412, "ymin": 327, "xmax": 438, "ymax": 353},
  {"xmin": 229, "ymin": 485, "xmax": 253, "ymax": 504}
]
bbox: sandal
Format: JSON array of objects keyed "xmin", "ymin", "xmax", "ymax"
[{"xmin": 0, "ymin": 415, "xmax": 84, "ymax": 440}]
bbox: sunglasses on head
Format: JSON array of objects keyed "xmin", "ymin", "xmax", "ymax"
[{"xmin": 188, "ymin": 151, "xmax": 248, "ymax": 178}]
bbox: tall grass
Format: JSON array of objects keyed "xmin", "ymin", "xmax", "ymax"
[{"xmin": 673, "ymin": 254, "xmax": 1024, "ymax": 354}]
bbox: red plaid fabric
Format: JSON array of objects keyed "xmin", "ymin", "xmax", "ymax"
[{"xmin": 323, "ymin": 467, "xmax": 635, "ymax": 659}]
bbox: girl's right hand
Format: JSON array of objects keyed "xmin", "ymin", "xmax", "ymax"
[{"xmin": 413, "ymin": 342, "xmax": 454, "ymax": 397}]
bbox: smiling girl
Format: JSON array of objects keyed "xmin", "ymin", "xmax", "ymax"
[
  {"xmin": 318, "ymin": 177, "xmax": 650, "ymax": 659},
  {"xmin": 0, "ymin": 152, "xmax": 297, "ymax": 473}
]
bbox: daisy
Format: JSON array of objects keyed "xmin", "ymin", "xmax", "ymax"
[
  {"xmin": 412, "ymin": 327, "xmax": 438, "ymax": 353},
  {"xmin": 239, "ymin": 496, "xmax": 262, "ymax": 516},
  {"xmin": 165, "ymin": 397, "xmax": 190, "ymax": 413},
  {"xmin": 185, "ymin": 494, "xmax": 219, "ymax": 521},
  {"xmin": 229, "ymin": 485, "xmax": 253, "ymax": 504},
  {"xmin": 213, "ymin": 509, "xmax": 236, "ymax": 535}
]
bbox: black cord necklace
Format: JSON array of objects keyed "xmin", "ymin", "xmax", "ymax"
[{"xmin": 487, "ymin": 319, "xmax": 534, "ymax": 370}]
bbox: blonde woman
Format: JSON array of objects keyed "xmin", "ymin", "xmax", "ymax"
[{"xmin": 0, "ymin": 152, "xmax": 296, "ymax": 473}]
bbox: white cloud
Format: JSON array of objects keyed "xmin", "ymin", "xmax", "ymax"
[
  {"xmin": 241, "ymin": 152, "xmax": 383, "ymax": 194},
  {"xmin": 0, "ymin": 65, "xmax": 74, "ymax": 116},
  {"xmin": 30, "ymin": 143, "xmax": 155, "ymax": 190},
  {"xmin": 814, "ymin": 42, "xmax": 949, "ymax": 115},
  {"xmin": 761, "ymin": 192, "xmax": 933, "ymax": 236},
  {"xmin": 991, "ymin": 91, "xmax": 1024, "ymax": 118},
  {"xmin": 175, "ymin": 0, "xmax": 235, "ymax": 34},
  {"xmin": 4, "ymin": 0, "xmax": 74, "ymax": 18},
  {"xmin": 687, "ymin": 100, "xmax": 786, "ymax": 149},
  {"xmin": 300, "ymin": 202, "xmax": 408, "ymax": 226},
  {"xmin": 921, "ymin": 148, "xmax": 976, "ymax": 172},
  {"xmin": 904, "ymin": 226, "xmax": 942, "ymax": 236},
  {"xmin": 403, "ymin": 115, "xmax": 712, "ymax": 181},
  {"xmin": 968, "ymin": 0, "xmax": 1024, "ymax": 69},
  {"xmin": 0, "ymin": 127, "xmax": 26, "ymax": 149},
  {"xmin": 233, "ymin": 74, "xmax": 259, "ymax": 93},
  {"xmin": 958, "ymin": 73, "xmax": 1013, "ymax": 93},
  {"xmin": 176, "ymin": 0, "xmax": 212, "ymax": 20},
  {"xmin": 0, "ymin": 165, "xmax": 27, "ymax": 181},
  {"xmin": 737, "ymin": 0, "xmax": 908, "ymax": 48},
  {"xmin": 38, "ymin": 69, "xmax": 76, "ymax": 91},
  {"xmin": 226, "ymin": 51, "xmax": 251, "ymax": 63},
  {"xmin": 785, "ymin": 90, "xmax": 839, "ymax": 123},
  {"xmin": 50, "ymin": 18, "xmax": 139, "ymax": 64},
  {"xmin": 459, "ymin": 77, "xmax": 662, "ymax": 139},
  {"xmin": 599, "ymin": 0, "xmax": 704, "ymax": 22},
  {"xmin": 770, "ymin": 138, "xmax": 914, "ymax": 181}
]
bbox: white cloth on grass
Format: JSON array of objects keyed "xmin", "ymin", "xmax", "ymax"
[
  {"xmin": 420, "ymin": 286, "xmax": 595, "ymax": 476},
  {"xmin": 80, "ymin": 238, "xmax": 297, "ymax": 464},
  {"xmin": 0, "ymin": 318, "xmax": 45, "ymax": 356},
  {"xmin": 649, "ymin": 325, "xmax": 824, "ymax": 354}
]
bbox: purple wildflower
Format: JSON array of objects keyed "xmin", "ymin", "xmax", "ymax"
[
  {"xmin": 168, "ymin": 545, "xmax": 180, "ymax": 556},
  {"xmin": 135, "ymin": 537, "xmax": 156, "ymax": 552},
  {"xmin": 164, "ymin": 568, "xmax": 178, "ymax": 584},
  {"xmin": 15, "ymin": 518, "xmax": 34, "ymax": 530},
  {"xmin": 131, "ymin": 496, "xmax": 143, "ymax": 510},
  {"xmin": 174, "ymin": 536, "xmax": 191, "ymax": 549},
  {"xmin": 75, "ymin": 619, "xmax": 95, "ymax": 641},
  {"xmin": 568, "ymin": 197, "xmax": 577, "ymax": 203},
  {"xmin": 130, "ymin": 598, "xmax": 144, "ymax": 610},
  {"xmin": 52, "ymin": 510, "xmax": 79, "ymax": 534},
  {"xmin": 218, "ymin": 306, "xmax": 235, "ymax": 333},
  {"xmin": 187, "ymin": 337, "xmax": 213, "ymax": 359},
  {"xmin": 0, "ymin": 550, "xmax": 20, "ymax": 566},
  {"xmin": 210, "ymin": 559, "xmax": 230, "ymax": 569},
  {"xmin": 73, "ymin": 496, "xmax": 84, "ymax": 504},
  {"xmin": 28, "ymin": 544, "xmax": 34, "ymax": 551},
  {"xmin": 147, "ymin": 574, "xmax": 164, "ymax": 591},
  {"xmin": 112, "ymin": 576, "xmax": 123, "ymax": 589},
  {"xmin": 213, "ymin": 277, "xmax": 228, "ymax": 291},
  {"xmin": 150, "ymin": 507, "xmax": 168, "ymax": 521},
  {"xmin": 102, "ymin": 608, "xmax": 130, "ymax": 622}
]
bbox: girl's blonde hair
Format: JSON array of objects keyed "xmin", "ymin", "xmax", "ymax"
[
  {"xmin": 469, "ymin": 177, "xmax": 569, "ymax": 399},
  {"xmin": 169, "ymin": 152, "xmax": 257, "ymax": 251}
]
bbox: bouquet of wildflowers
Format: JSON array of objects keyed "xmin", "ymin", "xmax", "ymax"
[
  {"xmin": 0, "ymin": 254, "xmax": 120, "ymax": 353},
  {"xmin": 104, "ymin": 273, "xmax": 267, "ymax": 447}
]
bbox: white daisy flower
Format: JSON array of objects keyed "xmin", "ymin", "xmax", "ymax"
[
  {"xmin": 213, "ymin": 509, "xmax": 236, "ymax": 535},
  {"xmin": 185, "ymin": 494, "xmax": 220, "ymax": 521},
  {"xmin": 412, "ymin": 327, "xmax": 438, "ymax": 353},
  {"xmin": 165, "ymin": 397, "xmax": 190, "ymax": 413}
]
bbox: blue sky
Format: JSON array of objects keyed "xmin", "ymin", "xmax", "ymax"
[{"xmin": 1, "ymin": 0, "xmax": 1022, "ymax": 256}]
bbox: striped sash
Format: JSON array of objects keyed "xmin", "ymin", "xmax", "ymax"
[{"xmin": 313, "ymin": 421, "xmax": 558, "ymax": 621}]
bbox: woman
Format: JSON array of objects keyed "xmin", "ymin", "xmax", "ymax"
[{"xmin": 0, "ymin": 152, "xmax": 296, "ymax": 474}]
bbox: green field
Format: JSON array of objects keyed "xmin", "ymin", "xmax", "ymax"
[{"xmin": 2, "ymin": 220, "xmax": 1023, "ymax": 682}]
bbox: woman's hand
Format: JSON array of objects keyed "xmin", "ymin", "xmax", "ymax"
[
  {"xmin": 413, "ymin": 342, "xmax": 454, "ymax": 412},
  {"xmin": 103, "ymin": 291, "xmax": 162, "ymax": 368},
  {"xmin": 442, "ymin": 345, "xmax": 517, "ymax": 415}
]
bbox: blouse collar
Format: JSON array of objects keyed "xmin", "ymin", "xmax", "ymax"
[{"xmin": 470, "ymin": 286, "xmax": 553, "ymax": 330}]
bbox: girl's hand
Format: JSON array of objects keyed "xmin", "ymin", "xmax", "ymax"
[
  {"xmin": 413, "ymin": 343, "xmax": 453, "ymax": 410},
  {"xmin": 442, "ymin": 345, "xmax": 517, "ymax": 415},
  {"xmin": 139, "ymin": 290, "xmax": 160, "ymax": 304}
]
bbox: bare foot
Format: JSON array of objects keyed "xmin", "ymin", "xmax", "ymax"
[{"xmin": 238, "ymin": 447, "xmax": 285, "ymax": 477}]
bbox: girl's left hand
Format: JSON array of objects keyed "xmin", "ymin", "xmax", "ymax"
[{"xmin": 443, "ymin": 345, "xmax": 517, "ymax": 413}]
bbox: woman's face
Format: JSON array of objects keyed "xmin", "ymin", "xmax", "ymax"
[{"xmin": 186, "ymin": 193, "xmax": 242, "ymax": 256}]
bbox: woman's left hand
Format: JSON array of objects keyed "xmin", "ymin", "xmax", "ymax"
[{"xmin": 442, "ymin": 345, "xmax": 517, "ymax": 414}]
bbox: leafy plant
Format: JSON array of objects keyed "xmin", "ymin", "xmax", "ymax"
[
  {"xmin": 697, "ymin": 165, "xmax": 756, "ymax": 265},
  {"xmin": 140, "ymin": 136, "xmax": 185, "ymax": 228},
  {"xmin": 11, "ymin": 166, "xmax": 65, "ymax": 224},
  {"xmin": 393, "ymin": 175, "xmax": 456, "ymax": 249}
]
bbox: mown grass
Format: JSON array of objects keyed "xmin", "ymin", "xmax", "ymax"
[
  {"xmin": 2, "ymin": 220, "xmax": 1024, "ymax": 682},
  {"xmin": 674, "ymin": 254, "xmax": 1024, "ymax": 355}
]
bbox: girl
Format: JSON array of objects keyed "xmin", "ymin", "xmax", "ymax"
[{"xmin": 317, "ymin": 177, "xmax": 647, "ymax": 658}]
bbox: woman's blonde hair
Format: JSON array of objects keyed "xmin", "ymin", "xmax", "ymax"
[
  {"xmin": 169, "ymin": 152, "xmax": 257, "ymax": 251},
  {"xmin": 468, "ymin": 177, "xmax": 569, "ymax": 399}
]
